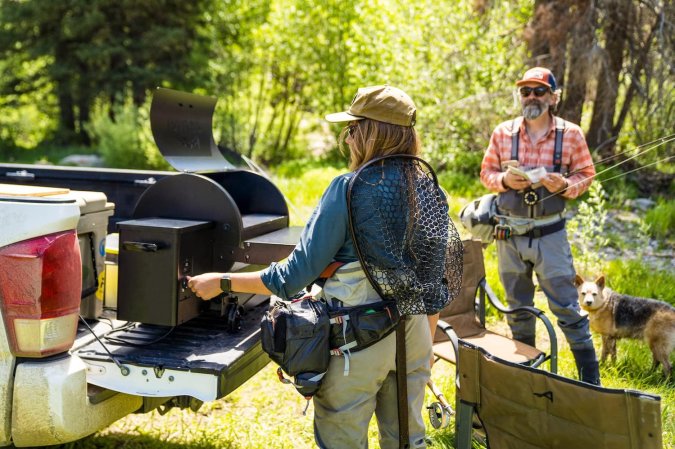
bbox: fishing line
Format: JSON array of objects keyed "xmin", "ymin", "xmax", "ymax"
[
  {"xmin": 596, "ymin": 155, "xmax": 675, "ymax": 184},
  {"xmin": 537, "ymin": 135, "xmax": 674, "ymax": 203},
  {"xmin": 584, "ymin": 132, "xmax": 675, "ymax": 170},
  {"xmin": 564, "ymin": 134, "xmax": 675, "ymax": 177}
]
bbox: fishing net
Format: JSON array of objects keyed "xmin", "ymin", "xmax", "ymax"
[{"xmin": 347, "ymin": 155, "xmax": 463, "ymax": 315}]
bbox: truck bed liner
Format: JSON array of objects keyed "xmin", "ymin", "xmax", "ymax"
[{"xmin": 74, "ymin": 295, "xmax": 271, "ymax": 400}]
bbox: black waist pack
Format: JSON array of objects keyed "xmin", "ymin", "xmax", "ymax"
[
  {"xmin": 260, "ymin": 296, "xmax": 331, "ymax": 399},
  {"xmin": 329, "ymin": 300, "xmax": 400, "ymax": 354}
]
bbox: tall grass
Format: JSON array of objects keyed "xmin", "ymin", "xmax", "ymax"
[{"xmin": 60, "ymin": 166, "xmax": 673, "ymax": 449}]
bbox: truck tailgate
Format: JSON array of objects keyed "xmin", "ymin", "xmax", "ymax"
[{"xmin": 73, "ymin": 296, "xmax": 270, "ymax": 402}]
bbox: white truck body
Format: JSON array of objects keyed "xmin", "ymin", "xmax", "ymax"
[{"xmin": 0, "ymin": 183, "xmax": 276, "ymax": 446}]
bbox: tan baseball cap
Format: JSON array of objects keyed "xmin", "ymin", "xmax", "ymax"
[{"xmin": 325, "ymin": 85, "xmax": 416, "ymax": 126}]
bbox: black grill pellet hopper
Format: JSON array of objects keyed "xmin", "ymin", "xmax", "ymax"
[{"xmin": 117, "ymin": 88, "xmax": 301, "ymax": 326}]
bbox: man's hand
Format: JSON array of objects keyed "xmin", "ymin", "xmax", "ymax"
[
  {"xmin": 187, "ymin": 272, "xmax": 224, "ymax": 300},
  {"xmin": 540, "ymin": 172, "xmax": 568, "ymax": 193},
  {"xmin": 502, "ymin": 170, "xmax": 532, "ymax": 191}
]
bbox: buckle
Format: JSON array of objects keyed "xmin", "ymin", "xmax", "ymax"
[{"xmin": 494, "ymin": 224, "xmax": 512, "ymax": 240}]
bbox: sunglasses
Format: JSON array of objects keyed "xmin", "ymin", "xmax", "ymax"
[
  {"xmin": 519, "ymin": 86, "xmax": 550, "ymax": 97},
  {"xmin": 347, "ymin": 124, "xmax": 358, "ymax": 136}
]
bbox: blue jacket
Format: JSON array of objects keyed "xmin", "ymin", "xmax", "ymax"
[{"xmin": 261, "ymin": 173, "xmax": 358, "ymax": 300}]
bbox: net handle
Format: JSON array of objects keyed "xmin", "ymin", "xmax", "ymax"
[{"xmin": 346, "ymin": 154, "xmax": 443, "ymax": 301}]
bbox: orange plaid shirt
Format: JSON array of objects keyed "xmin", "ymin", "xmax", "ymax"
[{"xmin": 480, "ymin": 115, "xmax": 595, "ymax": 199}]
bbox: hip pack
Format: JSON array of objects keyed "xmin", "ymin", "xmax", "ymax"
[{"xmin": 260, "ymin": 295, "xmax": 331, "ymax": 402}]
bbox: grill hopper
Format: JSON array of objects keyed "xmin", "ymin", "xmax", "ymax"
[{"xmin": 117, "ymin": 88, "xmax": 301, "ymax": 325}]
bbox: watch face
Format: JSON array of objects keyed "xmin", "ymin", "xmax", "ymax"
[{"xmin": 220, "ymin": 275, "xmax": 231, "ymax": 293}]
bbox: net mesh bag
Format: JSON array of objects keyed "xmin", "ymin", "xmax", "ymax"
[{"xmin": 347, "ymin": 155, "xmax": 463, "ymax": 315}]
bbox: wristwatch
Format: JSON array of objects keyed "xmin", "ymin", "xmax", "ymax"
[{"xmin": 220, "ymin": 274, "xmax": 232, "ymax": 293}]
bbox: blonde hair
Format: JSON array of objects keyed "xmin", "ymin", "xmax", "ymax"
[{"xmin": 339, "ymin": 119, "xmax": 421, "ymax": 171}]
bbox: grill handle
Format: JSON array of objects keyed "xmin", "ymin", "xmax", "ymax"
[{"xmin": 122, "ymin": 241, "xmax": 161, "ymax": 252}]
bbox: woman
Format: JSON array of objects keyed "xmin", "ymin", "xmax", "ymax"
[{"xmin": 189, "ymin": 85, "xmax": 442, "ymax": 449}]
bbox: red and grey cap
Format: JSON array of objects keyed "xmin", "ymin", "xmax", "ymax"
[{"xmin": 516, "ymin": 67, "xmax": 557, "ymax": 91}]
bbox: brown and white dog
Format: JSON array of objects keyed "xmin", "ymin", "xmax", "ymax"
[{"xmin": 576, "ymin": 275, "xmax": 675, "ymax": 377}]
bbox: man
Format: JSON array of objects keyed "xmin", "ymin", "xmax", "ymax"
[{"xmin": 480, "ymin": 67, "xmax": 600, "ymax": 385}]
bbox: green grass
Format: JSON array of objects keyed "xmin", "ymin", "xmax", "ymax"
[
  {"xmin": 60, "ymin": 165, "xmax": 674, "ymax": 449},
  {"xmin": 645, "ymin": 198, "xmax": 675, "ymax": 242}
]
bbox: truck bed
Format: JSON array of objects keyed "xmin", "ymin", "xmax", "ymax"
[{"xmin": 73, "ymin": 295, "xmax": 271, "ymax": 402}]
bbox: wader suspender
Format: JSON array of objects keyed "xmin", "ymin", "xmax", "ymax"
[
  {"xmin": 511, "ymin": 116, "xmax": 565, "ymax": 218},
  {"xmin": 511, "ymin": 116, "xmax": 565, "ymax": 172}
]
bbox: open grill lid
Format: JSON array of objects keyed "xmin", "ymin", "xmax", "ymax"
[{"xmin": 150, "ymin": 87, "xmax": 246, "ymax": 173}]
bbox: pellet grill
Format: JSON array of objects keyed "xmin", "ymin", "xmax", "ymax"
[{"xmin": 116, "ymin": 88, "xmax": 301, "ymax": 326}]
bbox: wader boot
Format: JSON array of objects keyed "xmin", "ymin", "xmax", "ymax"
[{"xmin": 571, "ymin": 347, "xmax": 601, "ymax": 385}]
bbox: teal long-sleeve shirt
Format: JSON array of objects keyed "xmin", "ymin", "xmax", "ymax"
[{"xmin": 260, "ymin": 173, "xmax": 358, "ymax": 300}]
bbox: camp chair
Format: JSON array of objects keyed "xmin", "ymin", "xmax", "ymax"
[
  {"xmin": 433, "ymin": 239, "xmax": 558, "ymax": 373},
  {"xmin": 456, "ymin": 340, "xmax": 662, "ymax": 449}
]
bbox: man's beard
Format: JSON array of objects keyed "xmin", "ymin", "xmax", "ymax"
[{"xmin": 522, "ymin": 100, "xmax": 548, "ymax": 120}]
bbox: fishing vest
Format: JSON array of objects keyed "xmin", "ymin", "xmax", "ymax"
[{"xmin": 496, "ymin": 116, "xmax": 567, "ymax": 218}]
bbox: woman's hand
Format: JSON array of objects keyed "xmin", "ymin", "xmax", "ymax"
[{"xmin": 187, "ymin": 272, "xmax": 224, "ymax": 300}]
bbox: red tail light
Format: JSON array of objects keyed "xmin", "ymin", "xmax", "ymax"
[{"xmin": 0, "ymin": 230, "xmax": 81, "ymax": 357}]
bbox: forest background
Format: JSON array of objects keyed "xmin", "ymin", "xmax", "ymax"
[
  {"xmin": 1, "ymin": 1, "xmax": 674, "ymax": 447},
  {"xmin": 0, "ymin": 0, "xmax": 672, "ymax": 195}
]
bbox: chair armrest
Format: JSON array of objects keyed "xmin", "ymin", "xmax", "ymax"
[
  {"xmin": 436, "ymin": 320, "xmax": 462, "ymax": 388},
  {"xmin": 479, "ymin": 279, "xmax": 558, "ymax": 373}
]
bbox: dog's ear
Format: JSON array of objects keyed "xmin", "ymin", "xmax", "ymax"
[
  {"xmin": 574, "ymin": 274, "xmax": 584, "ymax": 287},
  {"xmin": 595, "ymin": 276, "xmax": 605, "ymax": 289}
]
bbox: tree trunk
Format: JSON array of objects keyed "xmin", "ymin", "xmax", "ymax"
[
  {"xmin": 558, "ymin": 0, "xmax": 596, "ymax": 124},
  {"xmin": 586, "ymin": 0, "xmax": 632, "ymax": 156},
  {"xmin": 526, "ymin": 0, "xmax": 569, "ymax": 78},
  {"xmin": 613, "ymin": 15, "xmax": 660, "ymax": 138}
]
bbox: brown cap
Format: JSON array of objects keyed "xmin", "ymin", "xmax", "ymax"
[{"xmin": 325, "ymin": 85, "xmax": 416, "ymax": 126}]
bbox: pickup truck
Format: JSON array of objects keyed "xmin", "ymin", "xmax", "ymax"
[{"xmin": 0, "ymin": 88, "xmax": 301, "ymax": 446}]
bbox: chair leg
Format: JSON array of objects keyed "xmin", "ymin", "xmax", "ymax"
[{"xmin": 455, "ymin": 400, "xmax": 474, "ymax": 449}]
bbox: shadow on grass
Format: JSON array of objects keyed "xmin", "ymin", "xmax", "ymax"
[{"xmin": 52, "ymin": 432, "xmax": 240, "ymax": 449}]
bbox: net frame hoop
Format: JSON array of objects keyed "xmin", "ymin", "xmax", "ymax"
[{"xmin": 346, "ymin": 154, "xmax": 443, "ymax": 302}]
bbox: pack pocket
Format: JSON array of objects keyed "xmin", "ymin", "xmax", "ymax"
[
  {"xmin": 329, "ymin": 301, "xmax": 400, "ymax": 352},
  {"xmin": 351, "ymin": 303, "xmax": 399, "ymax": 349},
  {"xmin": 260, "ymin": 311, "xmax": 285, "ymax": 366}
]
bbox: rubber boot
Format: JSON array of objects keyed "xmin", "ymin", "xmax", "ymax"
[{"xmin": 571, "ymin": 347, "xmax": 601, "ymax": 385}]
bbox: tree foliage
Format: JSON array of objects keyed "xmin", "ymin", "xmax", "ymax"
[
  {"xmin": 0, "ymin": 0, "xmax": 672, "ymax": 193},
  {"xmin": 524, "ymin": 0, "xmax": 673, "ymax": 192}
]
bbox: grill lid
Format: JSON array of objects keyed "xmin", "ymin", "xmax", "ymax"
[{"xmin": 150, "ymin": 88, "xmax": 246, "ymax": 172}]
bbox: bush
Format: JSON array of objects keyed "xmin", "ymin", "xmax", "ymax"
[{"xmin": 87, "ymin": 98, "xmax": 171, "ymax": 170}]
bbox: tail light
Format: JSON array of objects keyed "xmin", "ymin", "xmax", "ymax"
[{"xmin": 0, "ymin": 230, "xmax": 81, "ymax": 357}]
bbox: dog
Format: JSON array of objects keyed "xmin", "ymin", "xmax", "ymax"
[{"xmin": 576, "ymin": 275, "xmax": 675, "ymax": 377}]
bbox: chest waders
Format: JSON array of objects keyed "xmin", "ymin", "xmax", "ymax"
[{"xmin": 496, "ymin": 116, "xmax": 567, "ymax": 220}]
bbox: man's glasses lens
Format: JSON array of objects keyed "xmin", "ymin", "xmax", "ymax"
[{"xmin": 520, "ymin": 86, "xmax": 550, "ymax": 97}]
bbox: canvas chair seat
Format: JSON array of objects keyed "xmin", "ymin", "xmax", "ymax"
[
  {"xmin": 434, "ymin": 329, "xmax": 543, "ymax": 365},
  {"xmin": 433, "ymin": 239, "xmax": 557, "ymax": 372},
  {"xmin": 456, "ymin": 341, "xmax": 662, "ymax": 449}
]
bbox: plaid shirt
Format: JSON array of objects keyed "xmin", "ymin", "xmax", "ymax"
[{"xmin": 480, "ymin": 115, "xmax": 595, "ymax": 199}]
